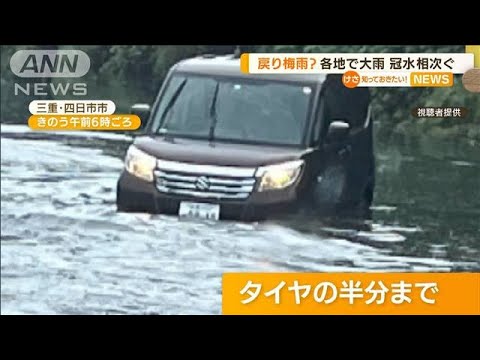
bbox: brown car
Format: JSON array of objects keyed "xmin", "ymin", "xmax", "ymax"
[{"xmin": 116, "ymin": 54, "xmax": 375, "ymax": 221}]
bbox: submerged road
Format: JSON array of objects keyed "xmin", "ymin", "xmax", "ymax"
[{"xmin": 1, "ymin": 125, "xmax": 478, "ymax": 314}]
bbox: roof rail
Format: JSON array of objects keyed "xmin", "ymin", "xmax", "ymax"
[
  {"xmin": 222, "ymin": 46, "xmax": 243, "ymax": 59},
  {"xmin": 233, "ymin": 46, "xmax": 241, "ymax": 58},
  {"xmin": 201, "ymin": 54, "xmax": 216, "ymax": 59}
]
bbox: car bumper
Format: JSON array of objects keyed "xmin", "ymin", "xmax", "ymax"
[{"xmin": 116, "ymin": 171, "xmax": 300, "ymax": 220}]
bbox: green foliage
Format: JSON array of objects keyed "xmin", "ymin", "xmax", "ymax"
[
  {"xmin": 1, "ymin": 45, "xmax": 37, "ymax": 121},
  {"xmin": 1, "ymin": 45, "xmax": 478, "ymax": 140}
]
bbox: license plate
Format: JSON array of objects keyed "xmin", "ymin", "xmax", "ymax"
[{"xmin": 178, "ymin": 202, "xmax": 220, "ymax": 220}]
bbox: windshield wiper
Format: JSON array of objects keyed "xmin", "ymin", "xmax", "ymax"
[
  {"xmin": 208, "ymin": 82, "xmax": 220, "ymax": 142},
  {"xmin": 158, "ymin": 78, "xmax": 187, "ymax": 131}
]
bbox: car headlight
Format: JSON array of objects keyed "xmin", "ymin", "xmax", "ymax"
[
  {"xmin": 124, "ymin": 145, "xmax": 156, "ymax": 182},
  {"xmin": 256, "ymin": 160, "xmax": 304, "ymax": 191}
]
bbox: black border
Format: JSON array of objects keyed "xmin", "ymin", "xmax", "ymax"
[
  {"xmin": 2, "ymin": 9, "xmax": 477, "ymax": 45},
  {"xmin": 1, "ymin": 314, "xmax": 477, "ymax": 356},
  {"xmin": 1, "ymin": 7, "xmax": 477, "ymax": 346}
]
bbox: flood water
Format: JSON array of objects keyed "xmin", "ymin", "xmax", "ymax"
[{"xmin": 1, "ymin": 124, "xmax": 479, "ymax": 314}]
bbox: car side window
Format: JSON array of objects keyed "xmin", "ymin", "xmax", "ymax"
[{"xmin": 322, "ymin": 75, "xmax": 371, "ymax": 132}]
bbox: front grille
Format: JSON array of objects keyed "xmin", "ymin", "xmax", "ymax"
[{"xmin": 154, "ymin": 159, "xmax": 257, "ymax": 200}]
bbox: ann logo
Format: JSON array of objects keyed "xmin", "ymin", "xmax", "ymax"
[
  {"xmin": 10, "ymin": 50, "xmax": 90, "ymax": 78},
  {"xmin": 20, "ymin": 54, "xmax": 78, "ymax": 74}
]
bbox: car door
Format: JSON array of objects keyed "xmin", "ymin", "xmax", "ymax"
[{"xmin": 306, "ymin": 75, "xmax": 370, "ymax": 209}]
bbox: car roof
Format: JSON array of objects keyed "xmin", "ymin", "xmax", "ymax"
[{"xmin": 173, "ymin": 55, "xmax": 327, "ymax": 84}]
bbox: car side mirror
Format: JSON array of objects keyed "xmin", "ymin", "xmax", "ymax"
[
  {"xmin": 326, "ymin": 120, "xmax": 350, "ymax": 143},
  {"xmin": 130, "ymin": 103, "xmax": 151, "ymax": 131}
]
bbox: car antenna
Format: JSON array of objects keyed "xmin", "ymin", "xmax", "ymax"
[{"xmin": 233, "ymin": 45, "xmax": 241, "ymax": 58}]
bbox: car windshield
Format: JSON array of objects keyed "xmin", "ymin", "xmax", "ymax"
[{"xmin": 152, "ymin": 74, "xmax": 313, "ymax": 146}]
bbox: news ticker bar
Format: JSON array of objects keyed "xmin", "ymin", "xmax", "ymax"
[
  {"xmin": 222, "ymin": 272, "xmax": 480, "ymax": 315},
  {"xmin": 28, "ymin": 115, "xmax": 141, "ymax": 131},
  {"xmin": 240, "ymin": 52, "xmax": 477, "ymax": 88},
  {"xmin": 240, "ymin": 53, "xmax": 473, "ymax": 74}
]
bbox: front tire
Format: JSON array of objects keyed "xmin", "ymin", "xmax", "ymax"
[{"xmin": 312, "ymin": 165, "xmax": 347, "ymax": 213}]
